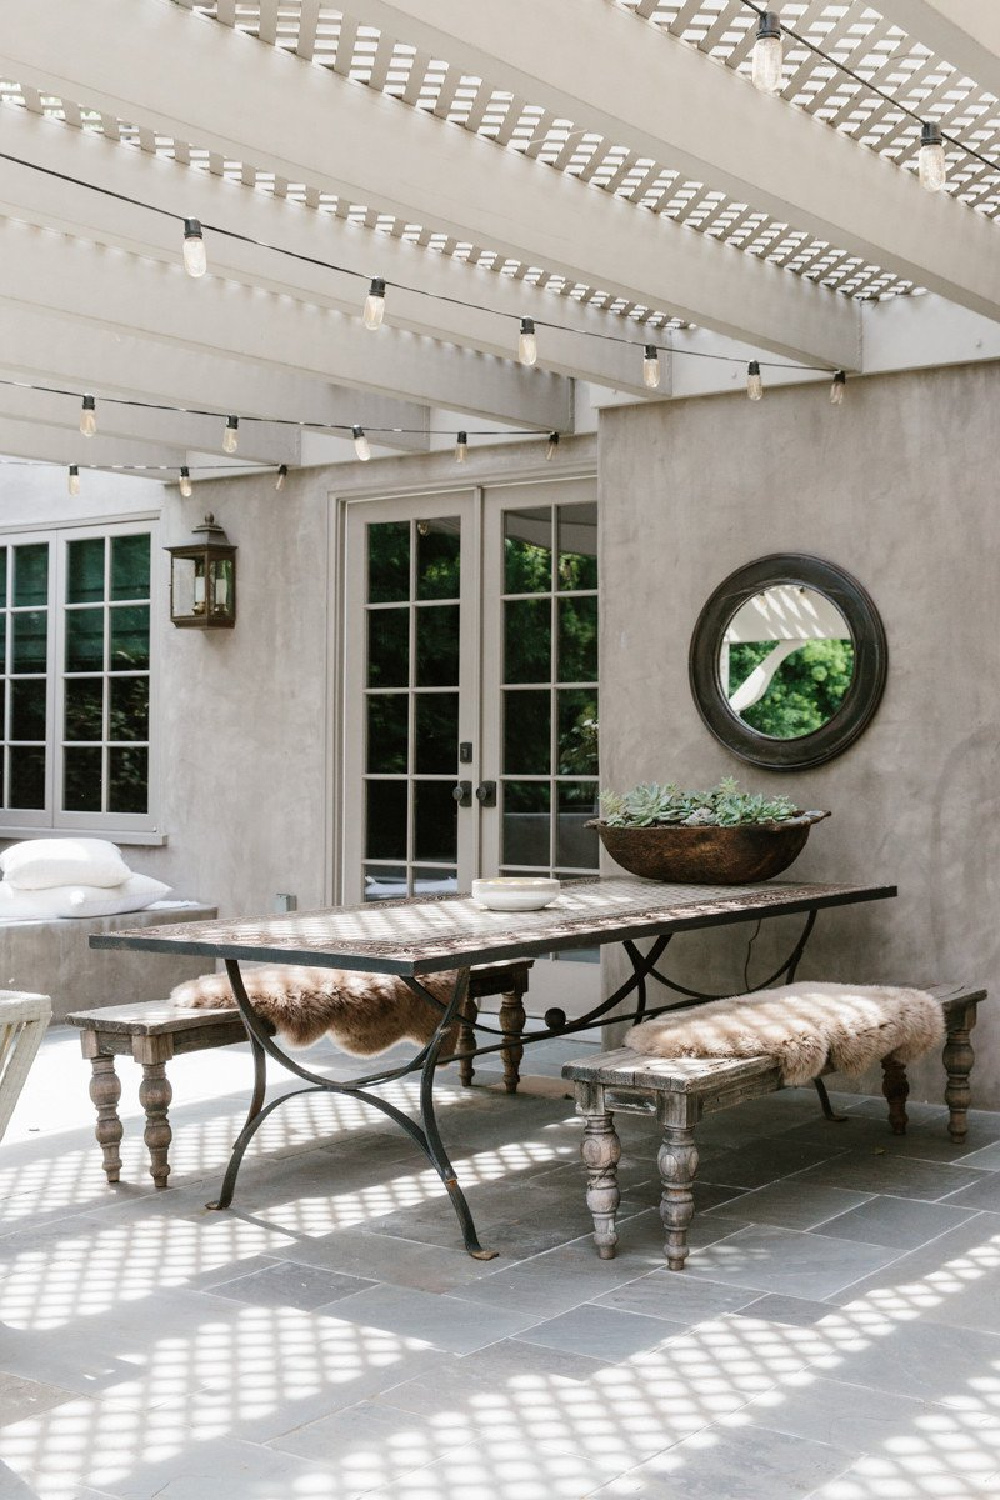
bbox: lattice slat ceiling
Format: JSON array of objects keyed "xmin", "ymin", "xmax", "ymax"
[{"xmin": 10, "ymin": 0, "xmax": 1000, "ymax": 336}]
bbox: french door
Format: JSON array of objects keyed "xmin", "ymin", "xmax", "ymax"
[{"xmin": 342, "ymin": 476, "xmax": 600, "ymax": 1010}]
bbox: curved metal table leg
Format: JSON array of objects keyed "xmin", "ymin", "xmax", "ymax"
[{"xmin": 207, "ymin": 961, "xmax": 270, "ymax": 1209}]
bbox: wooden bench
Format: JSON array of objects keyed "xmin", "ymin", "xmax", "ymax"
[
  {"xmin": 0, "ymin": 990, "xmax": 52, "ymax": 1144},
  {"xmin": 67, "ymin": 959, "xmax": 532, "ymax": 1189},
  {"xmin": 561, "ymin": 981, "xmax": 984, "ymax": 1272}
]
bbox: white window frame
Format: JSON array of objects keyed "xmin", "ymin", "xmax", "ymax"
[{"xmin": 0, "ymin": 514, "xmax": 162, "ymax": 842}]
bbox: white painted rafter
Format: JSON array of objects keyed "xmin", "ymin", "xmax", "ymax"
[{"xmin": 874, "ymin": 1, "xmax": 1000, "ymax": 100}]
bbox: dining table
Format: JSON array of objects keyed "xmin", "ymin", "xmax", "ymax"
[{"xmin": 90, "ymin": 875, "xmax": 896, "ymax": 1258}]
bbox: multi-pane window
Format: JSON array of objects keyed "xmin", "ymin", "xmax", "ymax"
[{"xmin": 0, "ymin": 527, "xmax": 154, "ymax": 830}]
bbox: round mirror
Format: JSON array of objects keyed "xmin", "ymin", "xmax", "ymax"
[{"xmin": 690, "ymin": 555, "xmax": 887, "ymax": 770}]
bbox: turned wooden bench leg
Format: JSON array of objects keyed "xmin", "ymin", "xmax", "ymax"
[
  {"xmin": 133, "ymin": 1035, "xmax": 174, "ymax": 1189},
  {"xmin": 499, "ymin": 987, "xmax": 526, "ymax": 1095},
  {"xmin": 659, "ymin": 1097, "xmax": 701, "ymax": 1272},
  {"xmin": 944, "ymin": 1002, "xmax": 977, "ymax": 1145},
  {"xmin": 458, "ymin": 992, "xmax": 478, "ymax": 1087},
  {"xmin": 881, "ymin": 1056, "xmax": 909, "ymax": 1135},
  {"xmin": 85, "ymin": 1048, "xmax": 123, "ymax": 1186},
  {"xmin": 577, "ymin": 1083, "xmax": 621, "ymax": 1260}
]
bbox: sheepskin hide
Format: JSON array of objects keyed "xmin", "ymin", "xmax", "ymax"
[
  {"xmin": 628, "ymin": 982, "xmax": 944, "ymax": 1087},
  {"xmin": 172, "ymin": 966, "xmax": 460, "ymax": 1053}
]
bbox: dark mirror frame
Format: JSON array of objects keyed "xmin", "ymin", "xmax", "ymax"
[{"xmin": 689, "ymin": 553, "xmax": 888, "ymax": 771}]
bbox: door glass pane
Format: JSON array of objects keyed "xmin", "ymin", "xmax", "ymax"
[
  {"xmin": 366, "ymin": 694, "xmax": 408, "ymax": 774},
  {"xmin": 504, "ymin": 508, "xmax": 551, "ymax": 594},
  {"xmin": 414, "ymin": 693, "xmax": 458, "ymax": 774},
  {"xmin": 0, "ymin": 547, "xmax": 6, "ymax": 609},
  {"xmin": 557, "ymin": 596, "xmax": 598, "ymax": 683},
  {"xmin": 13, "ymin": 545, "xmax": 48, "ymax": 607},
  {"xmin": 365, "ymin": 781, "xmax": 407, "ymax": 861},
  {"xmin": 109, "ymin": 676, "xmax": 149, "ymax": 742},
  {"xmin": 109, "ymin": 605, "xmax": 150, "ymax": 672},
  {"xmin": 415, "ymin": 605, "xmax": 459, "ymax": 687},
  {"xmin": 503, "ymin": 689, "xmax": 550, "ymax": 775},
  {"xmin": 63, "ymin": 746, "xmax": 102, "ymax": 812},
  {"xmin": 416, "ymin": 520, "xmax": 460, "ymax": 601},
  {"xmin": 557, "ymin": 689, "xmax": 599, "ymax": 776},
  {"xmin": 557, "ymin": 783, "xmax": 600, "ymax": 868},
  {"xmin": 414, "ymin": 781, "xmax": 457, "ymax": 863},
  {"xmin": 368, "ymin": 521, "xmax": 410, "ymax": 604},
  {"xmin": 66, "ymin": 679, "xmax": 104, "ymax": 741},
  {"xmin": 9, "ymin": 746, "xmax": 45, "ymax": 809},
  {"xmin": 558, "ymin": 502, "xmax": 598, "ymax": 591},
  {"xmin": 502, "ymin": 781, "xmax": 551, "ymax": 867},
  {"xmin": 67, "ymin": 538, "xmax": 106, "ymax": 604},
  {"xmin": 10, "ymin": 679, "xmax": 46, "ymax": 741},
  {"xmin": 65, "ymin": 609, "xmax": 104, "ymax": 673},
  {"xmin": 504, "ymin": 599, "xmax": 551, "ymax": 684},
  {"xmin": 368, "ymin": 609, "xmax": 409, "ymax": 688},
  {"xmin": 12, "ymin": 611, "xmax": 48, "ymax": 674},
  {"xmin": 111, "ymin": 534, "xmax": 151, "ymax": 601},
  {"xmin": 413, "ymin": 866, "xmax": 457, "ymax": 896},
  {"xmin": 0, "ymin": 616, "xmax": 6, "ymax": 673},
  {"xmin": 364, "ymin": 864, "xmax": 407, "ymax": 901},
  {"xmin": 108, "ymin": 746, "xmax": 148, "ymax": 814}
]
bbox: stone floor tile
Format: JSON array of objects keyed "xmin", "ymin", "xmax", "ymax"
[
  {"xmin": 815, "ymin": 1193, "xmax": 976, "ymax": 1249},
  {"xmin": 726, "ymin": 1370, "xmax": 933, "ymax": 1451},
  {"xmin": 801, "ymin": 1312, "xmax": 1000, "ymax": 1410},
  {"xmin": 591, "ymin": 1422, "xmax": 853, "ymax": 1498},
  {"xmin": 698, "ymin": 1137, "xmax": 847, "ymax": 1191},
  {"xmin": 279, "ymin": 1225, "xmax": 500, "ymax": 1293},
  {"xmin": 206, "ymin": 1259, "xmax": 374, "ymax": 1310},
  {"xmin": 940, "ymin": 1172, "xmax": 1000, "ymax": 1212},
  {"xmin": 269, "ymin": 1397, "xmax": 470, "ymax": 1484},
  {"xmin": 517, "ymin": 1304, "xmax": 684, "ymax": 1362},
  {"xmin": 321, "ymin": 1281, "xmax": 543, "ymax": 1353},
  {"xmin": 0, "ymin": 1374, "xmax": 77, "ymax": 1430},
  {"xmin": 956, "ymin": 1140, "xmax": 1000, "ymax": 1171},
  {"xmin": 704, "ymin": 1180, "xmax": 871, "ymax": 1232},
  {"xmin": 457, "ymin": 1241, "xmax": 660, "ymax": 1320},
  {"xmin": 593, "ymin": 1270, "xmax": 760, "ymax": 1325},
  {"xmin": 683, "ymin": 1224, "xmax": 902, "ymax": 1300},
  {"xmin": 825, "ymin": 1210, "xmax": 1000, "ymax": 1317},
  {"xmin": 732, "ymin": 1294, "xmax": 836, "ymax": 1328},
  {"xmin": 806, "ymin": 1410, "xmax": 1000, "ymax": 1499},
  {"xmin": 792, "ymin": 1152, "xmax": 987, "ymax": 1201}
]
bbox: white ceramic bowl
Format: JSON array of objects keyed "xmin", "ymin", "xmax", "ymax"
[{"xmin": 471, "ymin": 877, "xmax": 561, "ymax": 913}]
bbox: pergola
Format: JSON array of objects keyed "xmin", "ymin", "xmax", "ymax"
[{"xmin": 0, "ymin": 0, "xmax": 998, "ymax": 476}]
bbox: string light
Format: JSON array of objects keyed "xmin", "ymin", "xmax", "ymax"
[
  {"xmin": 546, "ymin": 431, "xmax": 559, "ymax": 460},
  {"xmin": 747, "ymin": 360, "xmax": 763, "ymax": 400},
  {"xmin": 182, "ymin": 218, "xmax": 207, "ymax": 277},
  {"xmin": 751, "ymin": 11, "xmax": 783, "ymax": 95},
  {"xmin": 68, "ymin": 464, "xmax": 80, "ymax": 496},
  {"xmin": 179, "ymin": 465, "xmax": 193, "ymax": 497},
  {"xmin": 519, "ymin": 318, "xmax": 537, "ymax": 367},
  {"xmin": 364, "ymin": 278, "xmax": 386, "ymax": 330},
  {"xmin": 830, "ymin": 370, "xmax": 846, "ymax": 405},
  {"xmin": 919, "ymin": 122, "xmax": 947, "ymax": 192},
  {"xmin": 352, "ymin": 425, "xmax": 372, "ymax": 461},
  {"xmin": 79, "ymin": 394, "xmax": 97, "ymax": 437},
  {"xmin": 275, "ymin": 463, "xmax": 287, "ymax": 491},
  {"xmin": 455, "ymin": 431, "xmax": 468, "ymax": 463},
  {"xmin": 643, "ymin": 345, "xmax": 661, "ymax": 391},
  {"xmin": 223, "ymin": 414, "xmax": 239, "ymax": 454}
]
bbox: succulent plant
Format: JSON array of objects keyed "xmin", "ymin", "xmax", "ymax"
[{"xmin": 599, "ymin": 778, "xmax": 799, "ymax": 829}]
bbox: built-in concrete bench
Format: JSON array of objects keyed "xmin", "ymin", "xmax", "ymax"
[
  {"xmin": 67, "ymin": 959, "xmax": 532, "ymax": 1189},
  {"xmin": 0, "ymin": 990, "xmax": 52, "ymax": 1143},
  {"xmin": 561, "ymin": 981, "xmax": 984, "ymax": 1271}
]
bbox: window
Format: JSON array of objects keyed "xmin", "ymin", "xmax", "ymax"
[{"xmin": 0, "ymin": 524, "xmax": 156, "ymax": 834}]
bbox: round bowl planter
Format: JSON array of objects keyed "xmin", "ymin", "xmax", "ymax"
[{"xmin": 586, "ymin": 812, "xmax": 830, "ymax": 885}]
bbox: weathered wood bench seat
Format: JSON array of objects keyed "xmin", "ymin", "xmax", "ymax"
[
  {"xmin": 561, "ymin": 981, "xmax": 984, "ymax": 1271},
  {"xmin": 67, "ymin": 959, "xmax": 531, "ymax": 1189}
]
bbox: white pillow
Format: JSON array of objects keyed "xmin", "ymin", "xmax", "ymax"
[
  {"xmin": 1, "ymin": 838, "xmax": 131, "ymax": 891},
  {"xmin": 0, "ymin": 873, "xmax": 171, "ymax": 920}
]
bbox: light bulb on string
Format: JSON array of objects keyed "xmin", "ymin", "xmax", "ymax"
[
  {"xmin": 455, "ymin": 431, "xmax": 468, "ymax": 463},
  {"xmin": 519, "ymin": 318, "xmax": 537, "ymax": 367},
  {"xmin": 746, "ymin": 360, "xmax": 763, "ymax": 401},
  {"xmin": 68, "ymin": 464, "xmax": 80, "ymax": 497},
  {"xmin": 545, "ymin": 431, "xmax": 559, "ymax": 461},
  {"xmin": 364, "ymin": 278, "xmax": 386, "ymax": 330},
  {"xmin": 830, "ymin": 370, "xmax": 846, "ymax": 406},
  {"xmin": 919, "ymin": 121, "xmax": 946, "ymax": 192},
  {"xmin": 352, "ymin": 425, "xmax": 371, "ymax": 462},
  {"xmin": 179, "ymin": 466, "xmax": 193, "ymax": 498},
  {"xmin": 79, "ymin": 394, "xmax": 97, "ymax": 437},
  {"xmin": 183, "ymin": 218, "xmax": 207, "ymax": 277},
  {"xmin": 275, "ymin": 464, "xmax": 288, "ymax": 491},
  {"xmin": 643, "ymin": 345, "xmax": 661, "ymax": 390},
  {"xmin": 751, "ymin": 11, "xmax": 783, "ymax": 95},
  {"xmin": 223, "ymin": 415, "xmax": 239, "ymax": 454}
]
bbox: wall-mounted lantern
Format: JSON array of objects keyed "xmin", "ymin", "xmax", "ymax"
[{"xmin": 166, "ymin": 514, "xmax": 237, "ymax": 629}]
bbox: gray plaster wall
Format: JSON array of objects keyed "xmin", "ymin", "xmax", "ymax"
[{"xmin": 598, "ymin": 364, "xmax": 1000, "ymax": 1106}]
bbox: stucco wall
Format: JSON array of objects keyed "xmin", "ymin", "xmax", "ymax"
[{"xmin": 598, "ymin": 364, "xmax": 1000, "ymax": 1106}]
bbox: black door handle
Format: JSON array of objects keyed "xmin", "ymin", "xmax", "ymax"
[
  {"xmin": 475, "ymin": 781, "xmax": 497, "ymax": 807},
  {"xmin": 452, "ymin": 781, "xmax": 472, "ymax": 807}
]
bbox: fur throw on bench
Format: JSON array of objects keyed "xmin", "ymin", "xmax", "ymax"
[
  {"xmin": 628, "ymin": 982, "xmax": 944, "ymax": 1088},
  {"xmin": 172, "ymin": 966, "xmax": 459, "ymax": 1052}
]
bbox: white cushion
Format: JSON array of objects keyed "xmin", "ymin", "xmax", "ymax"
[
  {"xmin": 0, "ymin": 873, "xmax": 171, "ymax": 920},
  {"xmin": 1, "ymin": 838, "xmax": 131, "ymax": 891}
]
